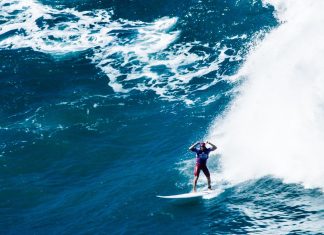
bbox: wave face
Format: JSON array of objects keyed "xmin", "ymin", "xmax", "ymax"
[{"xmin": 208, "ymin": 0, "xmax": 324, "ymax": 189}]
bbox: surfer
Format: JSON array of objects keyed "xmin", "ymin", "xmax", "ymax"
[{"xmin": 189, "ymin": 141, "xmax": 217, "ymax": 192}]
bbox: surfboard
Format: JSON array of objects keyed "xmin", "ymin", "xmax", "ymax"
[{"xmin": 157, "ymin": 190, "xmax": 214, "ymax": 199}]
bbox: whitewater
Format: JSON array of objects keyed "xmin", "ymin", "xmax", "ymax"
[
  {"xmin": 0, "ymin": 0, "xmax": 239, "ymax": 102},
  {"xmin": 208, "ymin": 0, "xmax": 324, "ymax": 189}
]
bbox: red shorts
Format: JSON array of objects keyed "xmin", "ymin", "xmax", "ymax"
[{"xmin": 194, "ymin": 164, "xmax": 210, "ymax": 177}]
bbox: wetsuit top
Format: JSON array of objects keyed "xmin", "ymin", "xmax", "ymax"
[{"xmin": 192, "ymin": 148, "xmax": 211, "ymax": 165}]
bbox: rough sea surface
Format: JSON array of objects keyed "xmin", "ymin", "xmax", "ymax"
[{"xmin": 1, "ymin": 0, "xmax": 324, "ymax": 234}]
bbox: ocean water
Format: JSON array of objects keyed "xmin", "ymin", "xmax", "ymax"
[{"xmin": 1, "ymin": 0, "xmax": 324, "ymax": 234}]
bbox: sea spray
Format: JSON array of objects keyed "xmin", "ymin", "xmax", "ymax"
[{"xmin": 208, "ymin": 0, "xmax": 324, "ymax": 189}]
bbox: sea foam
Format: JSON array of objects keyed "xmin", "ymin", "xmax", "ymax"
[{"xmin": 0, "ymin": 0, "xmax": 241, "ymax": 101}]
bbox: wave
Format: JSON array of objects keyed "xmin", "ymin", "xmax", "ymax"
[{"xmin": 208, "ymin": 0, "xmax": 324, "ymax": 189}]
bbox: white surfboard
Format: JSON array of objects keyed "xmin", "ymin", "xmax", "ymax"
[{"xmin": 157, "ymin": 190, "xmax": 214, "ymax": 199}]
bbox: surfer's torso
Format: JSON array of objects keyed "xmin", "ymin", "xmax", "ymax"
[{"xmin": 193, "ymin": 148, "xmax": 211, "ymax": 164}]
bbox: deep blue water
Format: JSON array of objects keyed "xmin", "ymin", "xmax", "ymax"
[{"xmin": 1, "ymin": 0, "xmax": 324, "ymax": 234}]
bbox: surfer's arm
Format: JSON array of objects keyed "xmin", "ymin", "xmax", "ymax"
[
  {"xmin": 206, "ymin": 141, "xmax": 217, "ymax": 151},
  {"xmin": 189, "ymin": 142, "xmax": 199, "ymax": 151}
]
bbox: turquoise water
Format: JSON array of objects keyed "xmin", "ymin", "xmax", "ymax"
[{"xmin": 1, "ymin": 0, "xmax": 324, "ymax": 234}]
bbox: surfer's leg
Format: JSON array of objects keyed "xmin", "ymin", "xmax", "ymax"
[
  {"xmin": 207, "ymin": 176, "xmax": 211, "ymax": 190},
  {"xmin": 202, "ymin": 166, "xmax": 211, "ymax": 189},
  {"xmin": 193, "ymin": 165, "xmax": 200, "ymax": 192},
  {"xmin": 193, "ymin": 176, "xmax": 199, "ymax": 192}
]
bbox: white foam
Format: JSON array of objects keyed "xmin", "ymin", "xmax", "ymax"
[
  {"xmin": 0, "ymin": 0, "xmax": 115, "ymax": 53},
  {"xmin": 208, "ymin": 0, "xmax": 324, "ymax": 189},
  {"xmin": 0, "ymin": 0, "xmax": 243, "ymax": 101}
]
